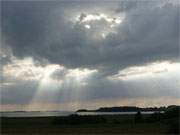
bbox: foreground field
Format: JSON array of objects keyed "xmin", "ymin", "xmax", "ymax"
[{"xmin": 1, "ymin": 113, "xmax": 179, "ymax": 134}]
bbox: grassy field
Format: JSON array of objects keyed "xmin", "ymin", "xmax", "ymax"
[{"xmin": 1, "ymin": 113, "xmax": 179, "ymax": 134}]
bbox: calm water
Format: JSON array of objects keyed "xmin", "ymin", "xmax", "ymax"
[
  {"xmin": 0, "ymin": 111, "xmax": 73, "ymax": 117},
  {"xmin": 0, "ymin": 111, "xmax": 164, "ymax": 117}
]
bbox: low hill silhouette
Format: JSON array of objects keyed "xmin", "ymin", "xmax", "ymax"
[{"xmin": 76, "ymin": 105, "xmax": 171, "ymax": 112}]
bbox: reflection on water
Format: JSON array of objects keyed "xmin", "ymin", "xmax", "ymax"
[
  {"xmin": 0, "ymin": 111, "xmax": 164, "ymax": 117},
  {"xmin": 0, "ymin": 111, "xmax": 73, "ymax": 117}
]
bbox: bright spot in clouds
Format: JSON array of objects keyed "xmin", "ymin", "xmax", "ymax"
[
  {"xmin": 76, "ymin": 13, "xmax": 122, "ymax": 24},
  {"xmin": 108, "ymin": 61, "xmax": 180, "ymax": 80},
  {"xmin": 84, "ymin": 24, "xmax": 91, "ymax": 29},
  {"xmin": 3, "ymin": 57, "xmax": 44, "ymax": 80},
  {"xmin": 3, "ymin": 57, "xmax": 97, "ymax": 87},
  {"xmin": 66, "ymin": 68, "xmax": 97, "ymax": 82},
  {"xmin": 39, "ymin": 65, "xmax": 63, "ymax": 86},
  {"xmin": 74, "ymin": 12, "xmax": 124, "ymax": 39}
]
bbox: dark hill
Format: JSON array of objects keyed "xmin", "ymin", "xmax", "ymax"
[{"xmin": 77, "ymin": 106, "xmax": 173, "ymax": 112}]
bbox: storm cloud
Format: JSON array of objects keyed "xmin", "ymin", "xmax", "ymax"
[{"xmin": 1, "ymin": 1, "xmax": 179, "ymax": 111}]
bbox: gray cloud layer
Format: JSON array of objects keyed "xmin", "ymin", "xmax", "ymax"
[
  {"xmin": 1, "ymin": 1, "xmax": 180, "ymax": 109},
  {"xmin": 2, "ymin": 1, "xmax": 179, "ymax": 71}
]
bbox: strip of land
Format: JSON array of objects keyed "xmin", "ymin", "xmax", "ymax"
[{"xmin": 1, "ymin": 106, "xmax": 179, "ymax": 134}]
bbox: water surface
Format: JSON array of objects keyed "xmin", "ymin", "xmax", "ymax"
[{"xmin": 1, "ymin": 111, "xmax": 164, "ymax": 117}]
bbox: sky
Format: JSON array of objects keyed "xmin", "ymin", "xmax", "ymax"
[{"xmin": 0, "ymin": 0, "xmax": 180, "ymax": 111}]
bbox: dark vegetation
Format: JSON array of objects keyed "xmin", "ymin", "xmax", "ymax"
[
  {"xmin": 1, "ymin": 105, "xmax": 179, "ymax": 134},
  {"xmin": 77, "ymin": 106, "xmax": 167, "ymax": 112}
]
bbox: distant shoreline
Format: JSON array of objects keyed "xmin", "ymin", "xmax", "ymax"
[
  {"xmin": 1, "ymin": 106, "xmax": 179, "ymax": 134},
  {"xmin": 2, "ymin": 105, "xmax": 179, "ymax": 117},
  {"xmin": 1, "ymin": 105, "xmax": 178, "ymax": 113},
  {"xmin": 76, "ymin": 105, "xmax": 179, "ymax": 112}
]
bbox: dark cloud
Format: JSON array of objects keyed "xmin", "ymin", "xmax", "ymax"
[
  {"xmin": 1, "ymin": 1, "xmax": 179, "ymax": 108},
  {"xmin": 2, "ymin": 1, "xmax": 179, "ymax": 74},
  {"xmin": 115, "ymin": 1, "xmax": 137, "ymax": 12}
]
